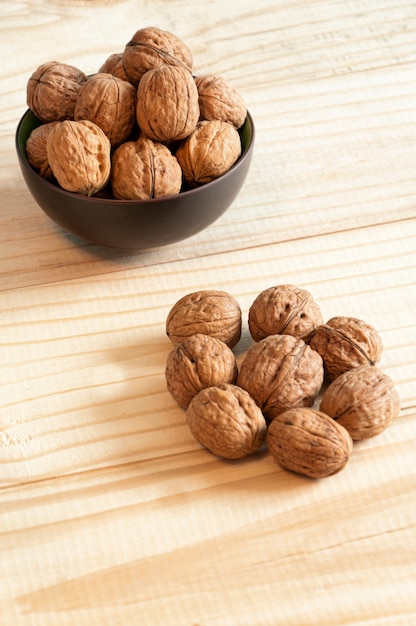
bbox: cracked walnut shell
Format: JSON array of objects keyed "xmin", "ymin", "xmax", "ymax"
[
  {"xmin": 166, "ymin": 290, "xmax": 242, "ymax": 349},
  {"xmin": 46, "ymin": 120, "xmax": 111, "ymax": 196},
  {"xmin": 195, "ymin": 74, "xmax": 247, "ymax": 129},
  {"xmin": 26, "ymin": 61, "xmax": 87, "ymax": 122},
  {"xmin": 176, "ymin": 120, "xmax": 241, "ymax": 186},
  {"xmin": 111, "ymin": 135, "xmax": 182, "ymax": 200},
  {"xmin": 136, "ymin": 64, "xmax": 199, "ymax": 142},
  {"xmin": 310, "ymin": 316, "xmax": 383, "ymax": 382},
  {"xmin": 267, "ymin": 407, "xmax": 353, "ymax": 478},
  {"xmin": 320, "ymin": 365, "xmax": 400, "ymax": 440},
  {"xmin": 237, "ymin": 334, "xmax": 324, "ymax": 422},
  {"xmin": 186, "ymin": 383, "xmax": 267, "ymax": 460},
  {"xmin": 248, "ymin": 284, "xmax": 323, "ymax": 343},
  {"xmin": 74, "ymin": 73, "xmax": 136, "ymax": 147},
  {"xmin": 165, "ymin": 333, "xmax": 238, "ymax": 409},
  {"xmin": 123, "ymin": 26, "xmax": 193, "ymax": 85}
]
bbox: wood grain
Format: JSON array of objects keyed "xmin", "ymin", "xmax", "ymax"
[{"xmin": 1, "ymin": 1, "xmax": 416, "ymax": 624}]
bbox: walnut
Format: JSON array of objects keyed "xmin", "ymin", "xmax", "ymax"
[
  {"xmin": 25, "ymin": 121, "xmax": 59, "ymax": 180},
  {"xmin": 195, "ymin": 74, "xmax": 247, "ymax": 128},
  {"xmin": 136, "ymin": 64, "xmax": 199, "ymax": 142},
  {"xmin": 99, "ymin": 52, "xmax": 130, "ymax": 82},
  {"xmin": 310, "ymin": 316, "xmax": 383, "ymax": 382},
  {"xmin": 46, "ymin": 120, "xmax": 111, "ymax": 196},
  {"xmin": 165, "ymin": 333, "xmax": 238, "ymax": 409},
  {"xmin": 267, "ymin": 407, "xmax": 353, "ymax": 478},
  {"xmin": 26, "ymin": 61, "xmax": 87, "ymax": 122},
  {"xmin": 186, "ymin": 383, "xmax": 267, "ymax": 459},
  {"xmin": 320, "ymin": 365, "xmax": 400, "ymax": 440},
  {"xmin": 237, "ymin": 334, "xmax": 324, "ymax": 422},
  {"xmin": 74, "ymin": 73, "xmax": 136, "ymax": 147},
  {"xmin": 248, "ymin": 284, "xmax": 323, "ymax": 343},
  {"xmin": 123, "ymin": 26, "xmax": 193, "ymax": 86},
  {"xmin": 176, "ymin": 120, "xmax": 241, "ymax": 186},
  {"xmin": 111, "ymin": 135, "xmax": 182, "ymax": 200},
  {"xmin": 166, "ymin": 290, "xmax": 242, "ymax": 349}
]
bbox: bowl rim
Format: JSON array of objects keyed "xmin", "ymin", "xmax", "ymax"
[{"xmin": 15, "ymin": 109, "xmax": 255, "ymax": 205}]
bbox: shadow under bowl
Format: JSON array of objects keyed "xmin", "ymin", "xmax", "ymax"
[{"xmin": 15, "ymin": 110, "xmax": 255, "ymax": 250}]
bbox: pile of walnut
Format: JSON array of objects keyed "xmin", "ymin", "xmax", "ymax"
[
  {"xmin": 165, "ymin": 285, "xmax": 401, "ymax": 479},
  {"xmin": 25, "ymin": 26, "xmax": 247, "ymax": 199}
]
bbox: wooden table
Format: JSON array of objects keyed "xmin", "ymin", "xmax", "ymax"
[{"xmin": 1, "ymin": 1, "xmax": 415, "ymax": 624}]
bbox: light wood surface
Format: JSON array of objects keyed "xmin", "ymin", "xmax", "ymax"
[{"xmin": 1, "ymin": 1, "xmax": 415, "ymax": 624}]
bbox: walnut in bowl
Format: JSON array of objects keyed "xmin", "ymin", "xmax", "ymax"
[{"xmin": 15, "ymin": 108, "xmax": 254, "ymax": 249}]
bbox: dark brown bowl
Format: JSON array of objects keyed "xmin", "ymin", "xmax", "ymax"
[{"xmin": 15, "ymin": 110, "xmax": 254, "ymax": 250}]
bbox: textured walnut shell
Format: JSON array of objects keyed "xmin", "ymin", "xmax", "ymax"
[
  {"xmin": 166, "ymin": 290, "xmax": 242, "ymax": 349},
  {"xmin": 310, "ymin": 316, "xmax": 383, "ymax": 382},
  {"xmin": 165, "ymin": 333, "xmax": 238, "ymax": 409},
  {"xmin": 176, "ymin": 120, "xmax": 241, "ymax": 186},
  {"xmin": 195, "ymin": 74, "xmax": 247, "ymax": 128},
  {"xmin": 25, "ymin": 121, "xmax": 59, "ymax": 180},
  {"xmin": 26, "ymin": 61, "xmax": 87, "ymax": 122},
  {"xmin": 123, "ymin": 26, "xmax": 193, "ymax": 85},
  {"xmin": 186, "ymin": 383, "xmax": 267, "ymax": 460},
  {"xmin": 111, "ymin": 135, "xmax": 182, "ymax": 200},
  {"xmin": 46, "ymin": 120, "xmax": 111, "ymax": 196},
  {"xmin": 74, "ymin": 73, "xmax": 136, "ymax": 147},
  {"xmin": 136, "ymin": 64, "xmax": 199, "ymax": 142},
  {"xmin": 237, "ymin": 334, "xmax": 324, "ymax": 422},
  {"xmin": 320, "ymin": 365, "xmax": 400, "ymax": 440},
  {"xmin": 267, "ymin": 408, "xmax": 353, "ymax": 478},
  {"xmin": 99, "ymin": 52, "xmax": 130, "ymax": 82},
  {"xmin": 248, "ymin": 284, "xmax": 323, "ymax": 343}
]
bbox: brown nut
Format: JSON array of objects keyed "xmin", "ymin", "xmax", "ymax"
[
  {"xmin": 99, "ymin": 52, "xmax": 130, "ymax": 82},
  {"xmin": 26, "ymin": 61, "xmax": 87, "ymax": 122},
  {"xmin": 46, "ymin": 120, "xmax": 111, "ymax": 196},
  {"xmin": 166, "ymin": 290, "xmax": 242, "ymax": 349},
  {"xmin": 123, "ymin": 26, "xmax": 193, "ymax": 85},
  {"xmin": 165, "ymin": 333, "xmax": 238, "ymax": 409},
  {"xmin": 25, "ymin": 121, "xmax": 59, "ymax": 180},
  {"xmin": 195, "ymin": 74, "xmax": 247, "ymax": 128},
  {"xmin": 74, "ymin": 73, "xmax": 136, "ymax": 147},
  {"xmin": 248, "ymin": 284, "xmax": 323, "ymax": 343},
  {"xmin": 310, "ymin": 316, "xmax": 383, "ymax": 382},
  {"xmin": 176, "ymin": 120, "xmax": 241, "ymax": 186},
  {"xmin": 136, "ymin": 64, "xmax": 199, "ymax": 142},
  {"xmin": 111, "ymin": 135, "xmax": 182, "ymax": 200},
  {"xmin": 186, "ymin": 383, "xmax": 267, "ymax": 459},
  {"xmin": 237, "ymin": 334, "xmax": 324, "ymax": 422},
  {"xmin": 320, "ymin": 365, "xmax": 400, "ymax": 440},
  {"xmin": 267, "ymin": 407, "xmax": 353, "ymax": 478}
]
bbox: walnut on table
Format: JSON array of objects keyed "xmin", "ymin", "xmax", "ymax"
[
  {"xmin": 310, "ymin": 316, "xmax": 383, "ymax": 382},
  {"xmin": 237, "ymin": 334, "xmax": 324, "ymax": 423},
  {"xmin": 267, "ymin": 407, "xmax": 353, "ymax": 478},
  {"xmin": 320, "ymin": 364, "xmax": 401, "ymax": 440},
  {"xmin": 26, "ymin": 61, "xmax": 87, "ymax": 122},
  {"xmin": 166, "ymin": 290, "xmax": 242, "ymax": 349},
  {"xmin": 186, "ymin": 383, "xmax": 267, "ymax": 460},
  {"xmin": 74, "ymin": 73, "xmax": 136, "ymax": 148},
  {"xmin": 248, "ymin": 284, "xmax": 323, "ymax": 343},
  {"xmin": 165, "ymin": 333, "xmax": 238, "ymax": 409}
]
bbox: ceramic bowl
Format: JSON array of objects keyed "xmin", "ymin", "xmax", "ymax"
[{"xmin": 15, "ymin": 110, "xmax": 255, "ymax": 250}]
